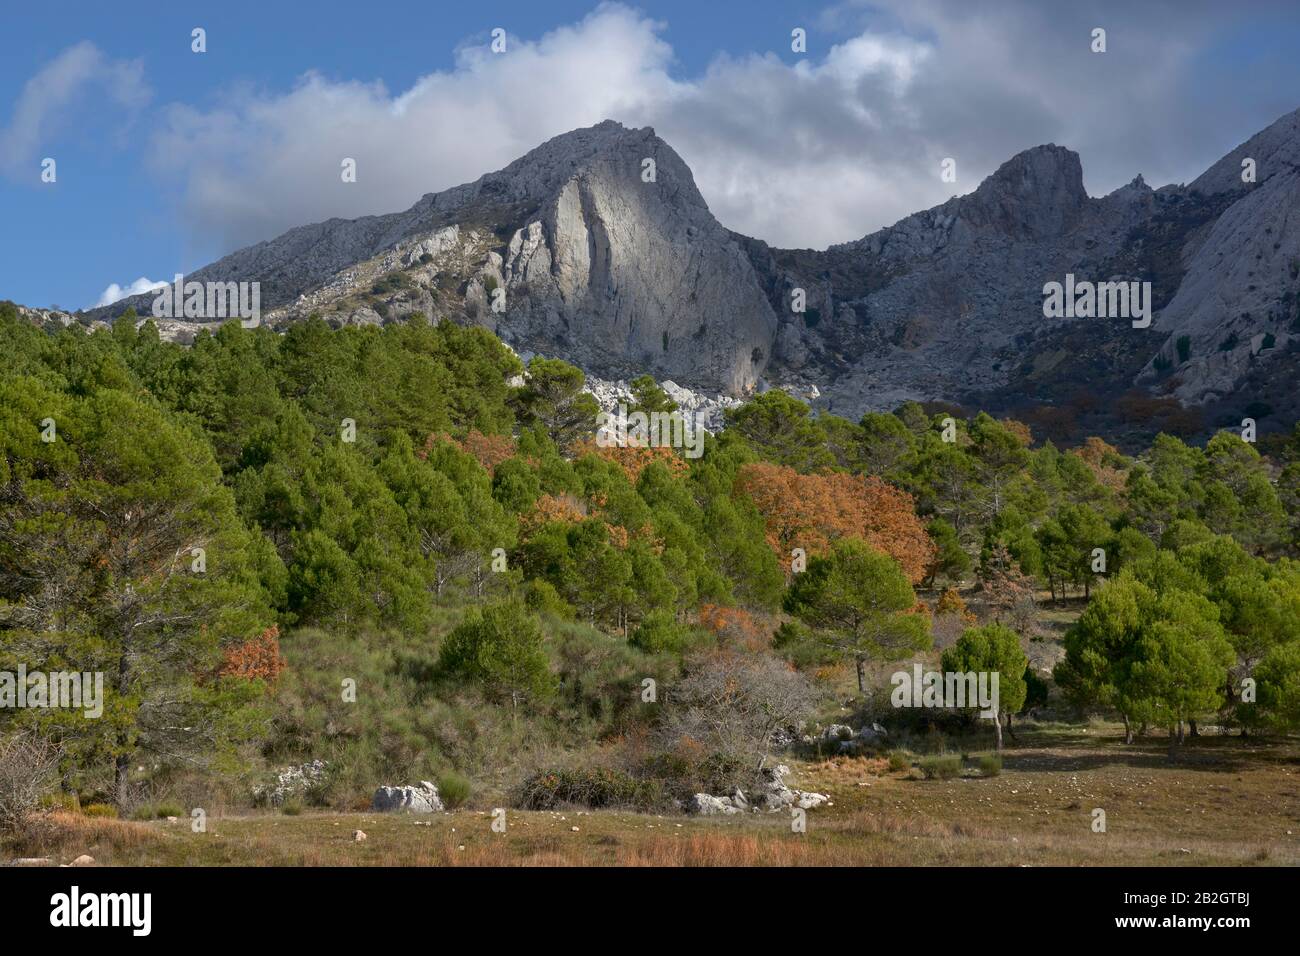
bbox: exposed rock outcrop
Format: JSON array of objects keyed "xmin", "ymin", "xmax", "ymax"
[
  {"xmin": 688, "ymin": 765, "xmax": 829, "ymax": 815},
  {"xmin": 371, "ymin": 781, "xmax": 444, "ymax": 813},
  {"xmin": 75, "ymin": 107, "xmax": 1300, "ymax": 429}
]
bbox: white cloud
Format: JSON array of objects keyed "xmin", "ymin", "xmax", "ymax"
[
  {"xmin": 16, "ymin": 2, "xmax": 1293, "ymax": 259},
  {"xmin": 95, "ymin": 277, "xmax": 168, "ymax": 308},
  {"xmin": 0, "ymin": 41, "xmax": 149, "ymax": 179}
]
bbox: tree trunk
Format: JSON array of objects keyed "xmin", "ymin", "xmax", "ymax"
[
  {"xmin": 993, "ymin": 712, "xmax": 1003, "ymax": 751},
  {"xmin": 855, "ymin": 657, "xmax": 866, "ymax": 693},
  {"xmin": 1188, "ymin": 719, "xmax": 1199, "ymax": 737},
  {"xmin": 1122, "ymin": 713, "xmax": 1133, "ymax": 744},
  {"xmin": 1177, "ymin": 720, "xmax": 1185, "ymax": 744},
  {"xmin": 113, "ymin": 752, "xmax": 130, "ymax": 809},
  {"xmin": 1004, "ymin": 711, "xmax": 1017, "ymax": 741},
  {"xmin": 113, "ymin": 649, "xmax": 132, "ymax": 809}
]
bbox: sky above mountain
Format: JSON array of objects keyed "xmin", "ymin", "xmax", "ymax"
[{"xmin": 3, "ymin": 0, "xmax": 1300, "ymax": 311}]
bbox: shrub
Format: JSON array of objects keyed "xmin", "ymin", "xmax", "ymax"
[
  {"xmin": 887, "ymin": 750, "xmax": 912, "ymax": 772},
  {"xmin": 41, "ymin": 792, "xmax": 80, "ymax": 813},
  {"xmin": 630, "ymin": 609, "xmax": 692, "ymax": 654},
  {"xmin": 657, "ymin": 651, "xmax": 816, "ymax": 792},
  {"xmin": 281, "ymin": 799, "xmax": 304, "ymax": 816},
  {"xmin": 438, "ymin": 602, "xmax": 557, "ymax": 710},
  {"xmin": 918, "ymin": 754, "xmax": 962, "ymax": 780},
  {"xmin": 516, "ymin": 767, "xmax": 664, "ymax": 811},
  {"xmin": 154, "ymin": 803, "xmax": 184, "ymax": 819},
  {"xmin": 81, "ymin": 803, "xmax": 118, "ymax": 818},
  {"xmin": 437, "ymin": 771, "xmax": 472, "ymax": 810},
  {"xmin": 219, "ymin": 625, "xmax": 286, "ymax": 683},
  {"xmin": 977, "ymin": 754, "xmax": 1002, "ymax": 777},
  {"xmin": 0, "ymin": 731, "xmax": 61, "ymax": 834}
]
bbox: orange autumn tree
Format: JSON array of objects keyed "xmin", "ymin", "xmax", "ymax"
[
  {"xmin": 735, "ymin": 463, "xmax": 936, "ymax": 583},
  {"xmin": 418, "ymin": 430, "xmax": 516, "ymax": 476},
  {"xmin": 519, "ymin": 492, "xmax": 587, "ymax": 537},
  {"xmin": 572, "ymin": 438, "xmax": 689, "ymax": 483},
  {"xmin": 697, "ymin": 604, "xmax": 769, "ymax": 651},
  {"xmin": 219, "ymin": 626, "xmax": 286, "ymax": 683},
  {"xmin": 935, "ymin": 586, "xmax": 977, "ymax": 623},
  {"xmin": 1071, "ymin": 436, "xmax": 1127, "ymax": 494}
]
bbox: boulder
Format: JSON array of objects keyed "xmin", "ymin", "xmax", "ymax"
[
  {"xmin": 254, "ymin": 759, "xmax": 329, "ymax": 807},
  {"xmin": 688, "ymin": 793, "xmax": 742, "ymax": 816},
  {"xmin": 819, "ymin": 724, "xmax": 855, "ymax": 744},
  {"xmin": 371, "ymin": 781, "xmax": 444, "ymax": 813}
]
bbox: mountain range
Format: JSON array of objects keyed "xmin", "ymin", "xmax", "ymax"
[{"xmin": 72, "ymin": 107, "xmax": 1300, "ymax": 442}]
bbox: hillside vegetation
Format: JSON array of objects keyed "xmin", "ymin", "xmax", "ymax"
[{"xmin": 3, "ymin": 301, "xmax": 1300, "ymax": 859}]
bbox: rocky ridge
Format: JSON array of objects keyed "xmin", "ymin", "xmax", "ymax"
[{"xmin": 75, "ymin": 109, "xmax": 1300, "ymax": 433}]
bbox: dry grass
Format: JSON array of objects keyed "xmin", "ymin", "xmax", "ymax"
[
  {"xmin": 3, "ymin": 811, "xmax": 163, "ymax": 864},
  {"xmin": 6, "ymin": 724, "xmax": 1297, "ymax": 867}
]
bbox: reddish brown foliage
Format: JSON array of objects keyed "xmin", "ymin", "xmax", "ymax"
[
  {"xmin": 935, "ymin": 587, "xmax": 977, "ymax": 624},
  {"xmin": 418, "ymin": 430, "xmax": 516, "ymax": 475},
  {"xmin": 459, "ymin": 430, "xmax": 516, "ymax": 475},
  {"xmin": 573, "ymin": 439, "xmax": 690, "ymax": 483},
  {"xmin": 219, "ymin": 626, "xmax": 286, "ymax": 683},
  {"xmin": 1072, "ymin": 436, "xmax": 1127, "ymax": 493},
  {"xmin": 520, "ymin": 493, "xmax": 587, "ymax": 535},
  {"xmin": 696, "ymin": 604, "xmax": 769, "ymax": 651},
  {"xmin": 734, "ymin": 463, "xmax": 936, "ymax": 583},
  {"xmin": 1000, "ymin": 419, "xmax": 1033, "ymax": 447}
]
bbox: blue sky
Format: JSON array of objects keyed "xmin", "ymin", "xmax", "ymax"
[{"xmin": 3, "ymin": 0, "xmax": 1300, "ymax": 311}]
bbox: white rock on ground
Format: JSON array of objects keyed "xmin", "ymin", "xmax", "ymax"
[{"xmin": 371, "ymin": 781, "xmax": 444, "ymax": 813}]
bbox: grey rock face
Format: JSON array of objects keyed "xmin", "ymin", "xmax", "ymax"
[
  {"xmin": 84, "ymin": 122, "xmax": 777, "ymax": 397},
  {"xmin": 371, "ymin": 781, "xmax": 444, "ymax": 813},
  {"xmin": 253, "ymin": 759, "xmax": 329, "ymax": 807},
  {"xmin": 688, "ymin": 792, "xmax": 743, "ymax": 815},
  {"xmin": 687, "ymin": 765, "xmax": 828, "ymax": 815},
  {"xmin": 75, "ymin": 108, "xmax": 1300, "ymax": 418}
]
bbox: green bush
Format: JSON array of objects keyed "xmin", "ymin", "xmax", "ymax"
[
  {"xmin": 918, "ymin": 754, "xmax": 962, "ymax": 780},
  {"xmin": 41, "ymin": 792, "xmax": 80, "ymax": 813},
  {"xmin": 629, "ymin": 609, "xmax": 692, "ymax": 654},
  {"xmin": 977, "ymin": 754, "xmax": 1002, "ymax": 777},
  {"xmin": 281, "ymin": 799, "xmax": 304, "ymax": 816},
  {"xmin": 81, "ymin": 803, "xmax": 118, "ymax": 818},
  {"xmin": 887, "ymin": 750, "xmax": 912, "ymax": 772},
  {"xmin": 516, "ymin": 767, "xmax": 664, "ymax": 811},
  {"xmin": 155, "ymin": 803, "xmax": 183, "ymax": 819},
  {"xmin": 438, "ymin": 771, "xmax": 472, "ymax": 809}
]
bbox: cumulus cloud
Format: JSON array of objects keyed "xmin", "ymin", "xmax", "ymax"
[
  {"xmin": 0, "ymin": 41, "xmax": 149, "ymax": 179},
  {"xmin": 95, "ymin": 277, "xmax": 168, "ymax": 308},
  {"xmin": 59, "ymin": 1, "xmax": 1300, "ymax": 254}
]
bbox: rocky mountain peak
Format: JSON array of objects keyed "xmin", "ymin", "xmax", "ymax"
[
  {"xmin": 1189, "ymin": 105, "xmax": 1300, "ymax": 197},
  {"xmin": 960, "ymin": 144, "xmax": 1088, "ymax": 238},
  {"xmin": 75, "ymin": 107, "xmax": 1300, "ymax": 436}
]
